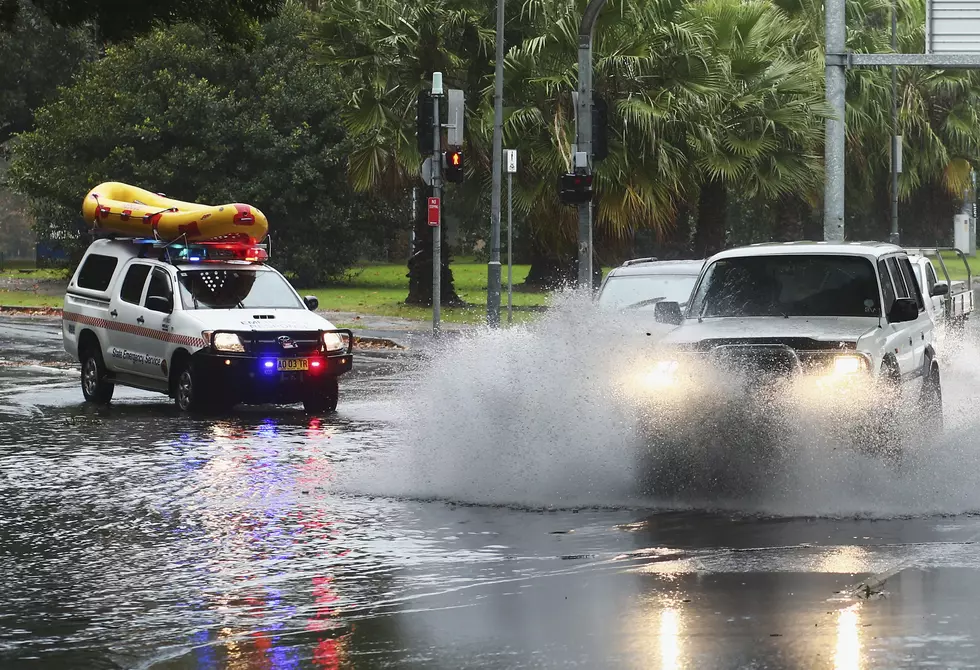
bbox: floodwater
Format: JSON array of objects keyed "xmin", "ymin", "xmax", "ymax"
[{"xmin": 4, "ymin": 302, "xmax": 980, "ymax": 669}]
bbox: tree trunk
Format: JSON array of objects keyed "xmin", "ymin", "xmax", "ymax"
[
  {"xmin": 662, "ymin": 204, "xmax": 692, "ymax": 258},
  {"xmin": 405, "ymin": 185, "xmax": 463, "ymax": 306},
  {"xmin": 693, "ymin": 179, "xmax": 727, "ymax": 257},
  {"xmin": 523, "ymin": 244, "xmax": 576, "ymax": 290},
  {"xmin": 773, "ymin": 193, "xmax": 804, "ymax": 242}
]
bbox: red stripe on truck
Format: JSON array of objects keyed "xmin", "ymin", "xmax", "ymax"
[{"xmin": 63, "ymin": 311, "xmax": 207, "ymax": 348}]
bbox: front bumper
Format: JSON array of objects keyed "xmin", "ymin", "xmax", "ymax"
[{"xmin": 191, "ymin": 334, "xmax": 353, "ymax": 405}]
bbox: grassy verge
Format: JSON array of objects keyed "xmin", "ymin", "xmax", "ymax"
[
  {"xmin": 937, "ymin": 251, "xmax": 980, "ymax": 281},
  {"xmin": 0, "ymin": 260, "xmax": 560, "ymax": 324},
  {"xmin": 308, "ymin": 260, "xmax": 550, "ymax": 325},
  {"xmin": 0, "ymin": 291, "xmax": 63, "ymax": 308}
]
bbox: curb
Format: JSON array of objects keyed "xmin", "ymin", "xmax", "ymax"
[{"xmin": 0, "ymin": 305, "xmax": 406, "ymax": 349}]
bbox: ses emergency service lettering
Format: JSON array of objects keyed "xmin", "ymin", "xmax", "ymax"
[{"xmin": 110, "ymin": 348, "xmax": 163, "ymax": 368}]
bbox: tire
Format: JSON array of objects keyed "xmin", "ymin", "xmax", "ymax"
[
  {"xmin": 868, "ymin": 361, "xmax": 903, "ymax": 462},
  {"xmin": 173, "ymin": 358, "xmax": 208, "ymax": 413},
  {"xmin": 80, "ymin": 346, "xmax": 114, "ymax": 404},
  {"xmin": 919, "ymin": 364, "xmax": 943, "ymax": 436},
  {"xmin": 303, "ymin": 377, "xmax": 339, "ymax": 414}
]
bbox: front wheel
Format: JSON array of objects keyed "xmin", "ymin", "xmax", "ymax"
[
  {"xmin": 919, "ymin": 365, "xmax": 943, "ymax": 437},
  {"xmin": 81, "ymin": 348, "xmax": 114, "ymax": 404},
  {"xmin": 303, "ymin": 377, "xmax": 339, "ymax": 414},
  {"xmin": 174, "ymin": 359, "xmax": 208, "ymax": 413}
]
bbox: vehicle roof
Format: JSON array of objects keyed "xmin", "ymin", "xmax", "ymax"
[
  {"xmin": 607, "ymin": 259, "xmax": 705, "ymax": 277},
  {"xmin": 711, "ymin": 240, "xmax": 904, "ymax": 261}
]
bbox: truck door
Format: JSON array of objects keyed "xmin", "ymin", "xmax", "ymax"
[
  {"xmin": 131, "ymin": 266, "xmax": 176, "ymax": 381},
  {"xmin": 898, "ymin": 256, "xmax": 931, "ymax": 372},
  {"xmin": 107, "ymin": 261, "xmax": 152, "ymax": 372},
  {"xmin": 879, "ymin": 257, "xmax": 914, "ymax": 376}
]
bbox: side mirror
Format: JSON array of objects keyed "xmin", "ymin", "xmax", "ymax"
[
  {"xmin": 888, "ymin": 297, "xmax": 919, "ymax": 323},
  {"xmin": 304, "ymin": 295, "xmax": 319, "ymax": 311},
  {"xmin": 146, "ymin": 295, "xmax": 173, "ymax": 313},
  {"xmin": 930, "ymin": 283, "xmax": 950, "ymax": 297},
  {"xmin": 654, "ymin": 301, "xmax": 684, "ymax": 325}
]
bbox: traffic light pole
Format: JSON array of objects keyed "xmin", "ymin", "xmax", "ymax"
[
  {"xmin": 432, "ymin": 90, "xmax": 442, "ymax": 333},
  {"xmin": 487, "ymin": 0, "xmax": 505, "ymax": 327},
  {"xmin": 576, "ymin": 0, "xmax": 607, "ymax": 290}
]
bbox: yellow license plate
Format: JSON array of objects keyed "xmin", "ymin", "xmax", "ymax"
[{"xmin": 277, "ymin": 358, "xmax": 309, "ymax": 372}]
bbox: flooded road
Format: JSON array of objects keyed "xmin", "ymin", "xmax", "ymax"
[{"xmin": 5, "ymin": 314, "xmax": 980, "ymax": 669}]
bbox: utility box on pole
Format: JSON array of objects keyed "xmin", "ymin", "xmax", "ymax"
[
  {"xmin": 954, "ymin": 214, "xmax": 976, "ymax": 255},
  {"xmin": 927, "ymin": 0, "xmax": 980, "ymax": 52}
]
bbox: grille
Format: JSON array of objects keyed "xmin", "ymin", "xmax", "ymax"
[
  {"xmin": 709, "ymin": 344, "xmax": 802, "ymax": 376},
  {"xmin": 242, "ymin": 331, "xmax": 322, "ymax": 356}
]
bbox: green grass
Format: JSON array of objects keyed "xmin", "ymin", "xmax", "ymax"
[
  {"xmin": 0, "ymin": 291, "xmax": 63, "ymax": 308},
  {"xmin": 309, "ymin": 260, "xmax": 550, "ymax": 325},
  {"xmin": 934, "ymin": 250, "xmax": 980, "ymax": 281},
  {"xmin": 0, "ymin": 260, "xmax": 571, "ymax": 325},
  {"xmin": 0, "ymin": 267, "xmax": 67, "ymax": 280}
]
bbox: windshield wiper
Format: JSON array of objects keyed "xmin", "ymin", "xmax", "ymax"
[{"xmin": 621, "ymin": 296, "xmax": 666, "ymax": 310}]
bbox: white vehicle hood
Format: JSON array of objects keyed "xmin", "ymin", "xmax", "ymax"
[
  {"xmin": 660, "ymin": 316, "xmax": 880, "ymax": 346},
  {"xmin": 181, "ymin": 309, "xmax": 338, "ymax": 332}
]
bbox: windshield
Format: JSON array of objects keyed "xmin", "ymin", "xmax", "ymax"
[
  {"xmin": 688, "ymin": 255, "xmax": 881, "ymax": 318},
  {"xmin": 597, "ymin": 274, "xmax": 699, "ymax": 310},
  {"xmin": 177, "ymin": 269, "xmax": 303, "ymax": 310}
]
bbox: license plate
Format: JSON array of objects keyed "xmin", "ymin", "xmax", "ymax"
[{"xmin": 276, "ymin": 358, "xmax": 309, "ymax": 372}]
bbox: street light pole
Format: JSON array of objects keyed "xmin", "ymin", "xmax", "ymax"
[
  {"xmin": 823, "ymin": 0, "xmax": 846, "ymax": 241},
  {"xmin": 487, "ymin": 0, "xmax": 505, "ymax": 327},
  {"xmin": 576, "ymin": 0, "xmax": 607, "ymax": 289},
  {"xmin": 890, "ymin": 2, "xmax": 900, "ymax": 244}
]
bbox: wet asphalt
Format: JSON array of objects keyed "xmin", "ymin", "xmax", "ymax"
[{"xmin": 3, "ymin": 316, "xmax": 980, "ymax": 669}]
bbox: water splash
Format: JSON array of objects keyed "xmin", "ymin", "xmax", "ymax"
[{"xmin": 346, "ymin": 293, "xmax": 980, "ymax": 518}]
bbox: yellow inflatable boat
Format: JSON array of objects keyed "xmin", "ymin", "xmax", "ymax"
[{"xmin": 82, "ymin": 182, "xmax": 269, "ymax": 244}]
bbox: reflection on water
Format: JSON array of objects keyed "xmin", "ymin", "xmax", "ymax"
[
  {"xmin": 659, "ymin": 607, "xmax": 682, "ymax": 670},
  {"xmin": 834, "ymin": 603, "xmax": 862, "ymax": 670}
]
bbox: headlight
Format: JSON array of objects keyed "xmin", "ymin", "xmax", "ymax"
[
  {"xmin": 210, "ymin": 332, "xmax": 245, "ymax": 353},
  {"xmin": 635, "ymin": 360, "xmax": 681, "ymax": 391},
  {"xmin": 322, "ymin": 332, "xmax": 346, "ymax": 352},
  {"xmin": 830, "ymin": 354, "xmax": 869, "ymax": 376}
]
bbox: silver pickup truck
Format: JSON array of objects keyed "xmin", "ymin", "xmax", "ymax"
[{"xmin": 905, "ymin": 247, "xmax": 973, "ymax": 328}]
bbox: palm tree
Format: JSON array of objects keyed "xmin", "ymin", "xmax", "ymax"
[{"xmin": 314, "ymin": 0, "xmax": 493, "ymax": 305}]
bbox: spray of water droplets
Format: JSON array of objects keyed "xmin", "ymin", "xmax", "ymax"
[{"xmin": 344, "ymin": 292, "xmax": 980, "ymax": 517}]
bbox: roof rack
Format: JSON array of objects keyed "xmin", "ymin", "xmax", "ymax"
[{"xmin": 622, "ymin": 256, "xmax": 659, "ymax": 266}]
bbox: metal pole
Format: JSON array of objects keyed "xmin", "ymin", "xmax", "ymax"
[
  {"xmin": 576, "ymin": 0, "xmax": 608, "ymax": 289},
  {"xmin": 410, "ymin": 187, "xmax": 417, "ymax": 260},
  {"xmin": 823, "ymin": 0, "xmax": 846, "ymax": 241},
  {"xmin": 507, "ymin": 171, "xmax": 513, "ymax": 324},
  {"xmin": 890, "ymin": 3, "xmax": 900, "ymax": 245},
  {"xmin": 432, "ymin": 93, "xmax": 442, "ymax": 333},
  {"xmin": 487, "ymin": 0, "xmax": 505, "ymax": 327}
]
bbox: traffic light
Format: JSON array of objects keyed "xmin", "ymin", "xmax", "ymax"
[
  {"xmin": 445, "ymin": 149, "xmax": 464, "ymax": 183},
  {"xmin": 417, "ymin": 91, "xmax": 434, "ymax": 153},
  {"xmin": 592, "ymin": 96, "xmax": 608, "ymax": 162},
  {"xmin": 557, "ymin": 172, "xmax": 593, "ymax": 205}
]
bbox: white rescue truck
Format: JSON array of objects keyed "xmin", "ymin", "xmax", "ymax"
[{"xmin": 62, "ymin": 238, "xmax": 353, "ymax": 413}]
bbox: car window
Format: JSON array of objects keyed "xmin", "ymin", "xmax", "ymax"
[
  {"xmin": 878, "ymin": 259, "xmax": 896, "ymax": 315},
  {"xmin": 76, "ymin": 254, "xmax": 118, "ymax": 291},
  {"xmin": 177, "ymin": 269, "xmax": 303, "ymax": 309},
  {"xmin": 925, "ymin": 262, "xmax": 938, "ymax": 288},
  {"xmin": 886, "ymin": 257, "xmax": 909, "ymax": 298},
  {"xmin": 119, "ymin": 263, "xmax": 151, "ymax": 305},
  {"xmin": 144, "ymin": 267, "xmax": 173, "ymax": 313},
  {"xmin": 688, "ymin": 255, "xmax": 880, "ymax": 318},
  {"xmin": 899, "ymin": 257, "xmax": 925, "ymax": 310},
  {"xmin": 597, "ymin": 274, "xmax": 699, "ymax": 310}
]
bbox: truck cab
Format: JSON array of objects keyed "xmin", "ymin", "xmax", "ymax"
[{"xmin": 63, "ymin": 238, "xmax": 352, "ymax": 413}]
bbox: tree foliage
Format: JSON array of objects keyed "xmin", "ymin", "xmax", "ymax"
[
  {"xmin": 0, "ymin": 0, "xmax": 284, "ymax": 42},
  {"xmin": 7, "ymin": 4, "xmax": 391, "ymax": 285}
]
